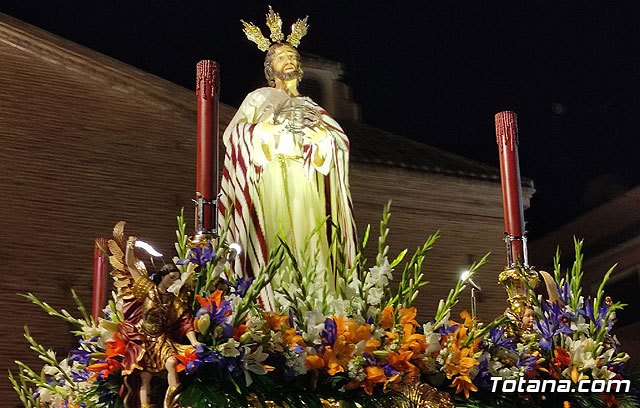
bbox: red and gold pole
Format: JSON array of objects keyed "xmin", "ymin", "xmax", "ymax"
[
  {"xmin": 195, "ymin": 60, "xmax": 220, "ymax": 238},
  {"xmin": 92, "ymin": 238, "xmax": 108, "ymax": 320},
  {"xmin": 495, "ymin": 111, "xmax": 538, "ymax": 327},
  {"xmin": 495, "ymin": 111, "xmax": 526, "ymax": 267}
]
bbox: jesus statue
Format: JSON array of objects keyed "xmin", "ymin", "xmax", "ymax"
[{"xmin": 219, "ymin": 7, "xmax": 357, "ymax": 310}]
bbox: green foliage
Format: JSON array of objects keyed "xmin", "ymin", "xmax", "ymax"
[
  {"xmin": 552, "ymin": 237, "xmax": 628, "ymax": 344},
  {"xmin": 175, "ymin": 208, "xmax": 189, "ymax": 269},
  {"xmin": 180, "ymin": 375, "xmax": 250, "ymax": 407},
  {"xmin": 179, "ymin": 371, "xmax": 415, "ymax": 408},
  {"xmin": 19, "ymin": 290, "xmax": 92, "ymax": 336},
  {"xmin": 376, "ymin": 201, "xmax": 392, "ymax": 266},
  {"xmin": 8, "ymin": 369, "xmax": 37, "ymax": 408},
  {"xmin": 81, "ymin": 376, "xmax": 125, "ymax": 408},
  {"xmin": 386, "ymin": 231, "xmax": 438, "ymax": 310},
  {"xmin": 233, "ymin": 241, "xmax": 287, "ymax": 326}
]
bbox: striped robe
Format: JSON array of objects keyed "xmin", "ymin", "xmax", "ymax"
[{"xmin": 219, "ymin": 87, "xmax": 357, "ymax": 310}]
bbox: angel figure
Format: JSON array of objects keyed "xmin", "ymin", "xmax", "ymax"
[{"xmin": 108, "ymin": 222, "xmax": 200, "ymax": 408}]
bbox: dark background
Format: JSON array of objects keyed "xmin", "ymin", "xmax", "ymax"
[{"xmin": 2, "ymin": 1, "xmax": 639, "ymax": 238}]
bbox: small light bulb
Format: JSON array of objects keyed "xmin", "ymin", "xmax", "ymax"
[{"xmin": 229, "ymin": 243, "xmax": 242, "ymax": 256}]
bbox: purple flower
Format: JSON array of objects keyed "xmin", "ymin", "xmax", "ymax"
[
  {"xmin": 436, "ymin": 323, "xmax": 459, "ymax": 336},
  {"xmin": 579, "ymin": 299, "xmax": 610, "ymax": 331},
  {"xmin": 221, "ymin": 322, "xmax": 234, "ymax": 338},
  {"xmin": 288, "ymin": 309, "xmax": 296, "ymax": 328},
  {"xmin": 185, "ymin": 359, "xmax": 202, "ymax": 374},
  {"xmin": 71, "ymin": 369, "xmax": 91, "ymax": 382},
  {"xmin": 363, "ymin": 352, "xmax": 377, "ymax": 366},
  {"xmin": 196, "ymin": 297, "xmax": 231, "ymax": 326},
  {"xmin": 475, "ymin": 357, "xmax": 499, "ymax": 390},
  {"xmin": 537, "ymin": 329, "xmax": 553, "ymax": 351},
  {"xmin": 233, "ymin": 276, "xmax": 254, "ymax": 297},
  {"xmin": 558, "ymin": 281, "xmax": 570, "ymax": 305},
  {"xmin": 487, "ymin": 328, "xmax": 515, "ymax": 350},
  {"xmin": 381, "ymin": 362, "xmax": 398, "ymax": 377},
  {"xmin": 535, "ymin": 301, "xmax": 573, "ymax": 351},
  {"xmin": 198, "ymin": 344, "xmax": 217, "ymax": 364},
  {"xmin": 516, "ymin": 354, "xmax": 538, "ymax": 372},
  {"xmin": 182, "ymin": 344, "xmax": 217, "ymax": 374},
  {"xmin": 177, "ymin": 243, "xmax": 216, "ymax": 266},
  {"xmin": 321, "ymin": 318, "xmax": 337, "ymax": 346},
  {"xmin": 217, "ymin": 355, "xmax": 242, "ymax": 377},
  {"xmin": 69, "ymin": 349, "xmax": 91, "ymax": 366}
]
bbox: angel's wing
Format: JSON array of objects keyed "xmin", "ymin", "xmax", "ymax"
[
  {"xmin": 108, "ymin": 221, "xmax": 148, "ymax": 302},
  {"xmin": 539, "ymin": 270, "xmax": 563, "ymax": 306}
]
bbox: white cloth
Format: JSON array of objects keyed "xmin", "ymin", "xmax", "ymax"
[{"xmin": 219, "ymin": 87, "xmax": 357, "ymax": 310}]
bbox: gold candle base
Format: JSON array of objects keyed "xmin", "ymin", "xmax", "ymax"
[{"xmin": 498, "ymin": 266, "xmax": 539, "ymax": 335}]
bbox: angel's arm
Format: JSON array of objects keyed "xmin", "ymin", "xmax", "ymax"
[
  {"xmin": 125, "ymin": 236, "xmax": 144, "ymax": 281},
  {"xmin": 186, "ymin": 330, "xmax": 201, "ymax": 346}
]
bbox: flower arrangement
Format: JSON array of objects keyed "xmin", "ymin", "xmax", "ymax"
[{"xmin": 10, "ymin": 207, "xmax": 639, "ymax": 407}]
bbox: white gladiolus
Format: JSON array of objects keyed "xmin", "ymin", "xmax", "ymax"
[{"xmin": 367, "ymin": 287, "xmax": 384, "ymax": 306}]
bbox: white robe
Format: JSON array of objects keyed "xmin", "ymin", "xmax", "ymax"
[{"xmin": 219, "ymin": 87, "xmax": 357, "ymax": 309}]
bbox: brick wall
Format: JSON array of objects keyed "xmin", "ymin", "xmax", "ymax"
[{"xmin": 351, "ymin": 164, "xmax": 515, "ymax": 321}]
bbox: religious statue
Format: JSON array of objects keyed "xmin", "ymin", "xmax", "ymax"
[
  {"xmin": 219, "ymin": 7, "xmax": 357, "ymax": 310},
  {"xmin": 108, "ymin": 222, "xmax": 200, "ymax": 408}
]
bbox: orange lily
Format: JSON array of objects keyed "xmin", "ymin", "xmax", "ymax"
[
  {"xmin": 264, "ymin": 312, "xmax": 289, "ymax": 331},
  {"xmin": 400, "ymin": 323, "xmax": 427, "ymax": 355},
  {"xmin": 398, "ymin": 307, "xmax": 418, "ymax": 327},
  {"xmin": 550, "ymin": 346, "xmax": 571, "ymax": 379},
  {"xmin": 305, "ymin": 354, "xmax": 325, "ymax": 370},
  {"xmin": 87, "ymin": 358, "xmax": 122, "ymax": 379},
  {"xmin": 380, "ymin": 306, "xmax": 395, "ymax": 329},
  {"xmin": 387, "ymin": 350, "xmax": 420, "ymax": 384},
  {"xmin": 459, "ymin": 310, "xmax": 475, "ymax": 329},
  {"xmin": 451, "ymin": 374, "xmax": 478, "ymax": 399},
  {"xmin": 347, "ymin": 323, "xmax": 380, "ymax": 353},
  {"xmin": 334, "ymin": 315, "xmax": 347, "ymax": 335},
  {"xmin": 195, "ymin": 290, "xmax": 226, "ymax": 310},
  {"xmin": 105, "ymin": 332, "xmax": 127, "ymax": 359},
  {"xmin": 282, "ymin": 327, "xmax": 305, "ymax": 348},
  {"xmin": 345, "ymin": 365, "xmax": 387, "ymax": 395},
  {"xmin": 323, "ymin": 336, "xmax": 354, "ymax": 375},
  {"xmin": 443, "ymin": 343, "xmax": 478, "ymax": 378},
  {"xmin": 175, "ymin": 346, "xmax": 197, "ymax": 373},
  {"xmin": 354, "ymin": 323, "xmax": 372, "ymax": 341},
  {"xmin": 233, "ymin": 324, "xmax": 249, "ymax": 341}
]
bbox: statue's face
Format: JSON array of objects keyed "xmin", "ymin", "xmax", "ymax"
[
  {"xmin": 271, "ymin": 45, "xmax": 299, "ymax": 79},
  {"xmin": 159, "ymin": 271, "xmax": 180, "ymax": 290},
  {"xmin": 522, "ymin": 308, "xmax": 535, "ymax": 328}
]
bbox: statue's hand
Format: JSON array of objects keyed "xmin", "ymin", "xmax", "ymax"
[
  {"xmin": 302, "ymin": 125, "xmax": 327, "ymax": 143},
  {"xmin": 127, "ymin": 236, "xmax": 137, "ymax": 249}
]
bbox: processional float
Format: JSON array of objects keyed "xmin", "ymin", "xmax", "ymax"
[{"xmin": 15, "ymin": 7, "xmax": 634, "ymax": 408}]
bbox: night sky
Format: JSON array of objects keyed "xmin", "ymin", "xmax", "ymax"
[{"xmin": 2, "ymin": 1, "xmax": 639, "ymax": 238}]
